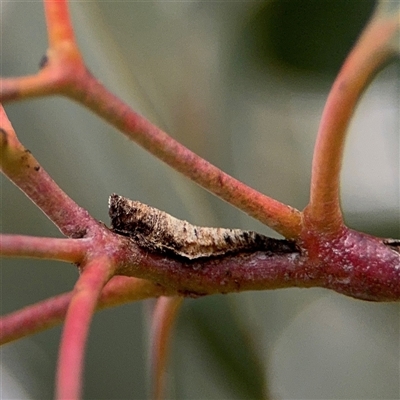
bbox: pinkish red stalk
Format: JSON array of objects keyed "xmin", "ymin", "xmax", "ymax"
[
  {"xmin": 115, "ymin": 243, "xmax": 301, "ymax": 296},
  {"xmin": 1, "ymin": 72, "xmax": 302, "ymax": 238},
  {"xmin": 0, "ymin": 292, "xmax": 72, "ymax": 345},
  {"xmin": 150, "ymin": 297, "xmax": 183, "ymax": 400},
  {"xmin": 1, "ymin": 228, "xmax": 399, "ymax": 351},
  {"xmin": 44, "ymin": 0, "xmax": 77, "ymax": 47},
  {"xmin": 0, "ymin": 0, "xmax": 302, "ymax": 239},
  {"xmin": 0, "ymin": 106, "xmax": 97, "ymax": 238},
  {"xmin": 300, "ymin": 227, "xmax": 400, "ymax": 301},
  {"xmin": 0, "ymin": 276, "xmax": 174, "ymax": 346},
  {"xmin": 63, "ymin": 75, "xmax": 301, "ymax": 239},
  {"xmin": 112, "ymin": 229, "xmax": 400, "ymax": 301},
  {"xmin": 0, "ymin": 4, "xmax": 399, "ymax": 400},
  {"xmin": 306, "ymin": 5, "xmax": 399, "ymax": 234},
  {"xmin": 56, "ymin": 257, "xmax": 114, "ymax": 400},
  {"xmin": 0, "ymin": 234, "xmax": 87, "ymax": 262}
]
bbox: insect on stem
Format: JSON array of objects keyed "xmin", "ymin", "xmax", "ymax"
[{"xmin": 109, "ymin": 194, "xmax": 298, "ymax": 260}]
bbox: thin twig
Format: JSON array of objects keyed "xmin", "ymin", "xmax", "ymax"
[
  {"xmin": 44, "ymin": 0, "xmax": 77, "ymax": 47},
  {"xmin": 0, "ymin": 0, "xmax": 302, "ymax": 239},
  {"xmin": 67, "ymin": 76, "xmax": 302, "ymax": 238},
  {"xmin": 0, "ymin": 234, "xmax": 87, "ymax": 262},
  {"xmin": 0, "ymin": 276, "xmax": 174, "ymax": 346},
  {"xmin": 150, "ymin": 296, "xmax": 183, "ymax": 400},
  {"xmin": 305, "ymin": 5, "xmax": 400, "ymax": 234},
  {"xmin": 0, "ymin": 106, "xmax": 97, "ymax": 237},
  {"xmin": 56, "ymin": 256, "xmax": 114, "ymax": 400}
]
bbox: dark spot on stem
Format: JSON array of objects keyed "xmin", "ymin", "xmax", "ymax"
[
  {"xmin": 39, "ymin": 55, "xmax": 48, "ymax": 69},
  {"xmin": 178, "ymin": 289, "xmax": 206, "ymax": 298},
  {"xmin": 0, "ymin": 128, "xmax": 8, "ymax": 146},
  {"xmin": 225, "ymin": 269, "xmax": 232, "ymax": 277},
  {"xmin": 34, "ymin": 165, "xmax": 40, "ymax": 172},
  {"xmin": 71, "ymin": 229, "xmax": 87, "ymax": 239}
]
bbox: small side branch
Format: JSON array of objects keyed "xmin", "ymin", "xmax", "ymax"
[
  {"xmin": 0, "ymin": 276, "xmax": 174, "ymax": 346},
  {"xmin": 0, "ymin": 234, "xmax": 87, "ymax": 262},
  {"xmin": 306, "ymin": 5, "xmax": 400, "ymax": 234},
  {"xmin": 0, "ymin": 106, "xmax": 97, "ymax": 237},
  {"xmin": 56, "ymin": 256, "xmax": 114, "ymax": 400},
  {"xmin": 44, "ymin": 0, "xmax": 77, "ymax": 47},
  {"xmin": 73, "ymin": 79, "xmax": 302, "ymax": 238},
  {"xmin": 0, "ymin": 0, "xmax": 301, "ymax": 239},
  {"xmin": 150, "ymin": 296, "xmax": 183, "ymax": 400}
]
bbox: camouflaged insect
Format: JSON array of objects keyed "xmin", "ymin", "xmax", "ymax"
[{"xmin": 109, "ymin": 194, "xmax": 296, "ymax": 260}]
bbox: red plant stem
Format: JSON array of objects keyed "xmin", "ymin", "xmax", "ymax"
[
  {"xmin": 99, "ymin": 276, "xmax": 174, "ymax": 308},
  {"xmin": 0, "ymin": 292, "xmax": 72, "ymax": 345},
  {"xmin": 44, "ymin": 0, "xmax": 76, "ymax": 47},
  {"xmin": 0, "ymin": 276, "xmax": 174, "ymax": 346},
  {"xmin": 1, "ymin": 229, "xmax": 399, "ymax": 349},
  {"xmin": 1, "ymin": 73, "xmax": 301, "ymax": 238},
  {"xmin": 0, "ymin": 3, "xmax": 82, "ymax": 98},
  {"xmin": 66, "ymin": 76, "xmax": 301, "ymax": 238},
  {"xmin": 0, "ymin": 106, "xmax": 97, "ymax": 237},
  {"xmin": 0, "ymin": 234, "xmax": 87, "ymax": 262},
  {"xmin": 56, "ymin": 257, "xmax": 113, "ymax": 400},
  {"xmin": 150, "ymin": 296, "xmax": 183, "ymax": 400},
  {"xmin": 0, "ymin": 0, "xmax": 302, "ymax": 238},
  {"xmin": 115, "ymin": 228, "xmax": 400, "ymax": 301},
  {"xmin": 113, "ymin": 239, "xmax": 304, "ymax": 297},
  {"xmin": 306, "ymin": 7, "xmax": 399, "ymax": 234}
]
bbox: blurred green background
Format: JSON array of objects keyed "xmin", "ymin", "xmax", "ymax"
[{"xmin": 1, "ymin": 1, "xmax": 399, "ymax": 399}]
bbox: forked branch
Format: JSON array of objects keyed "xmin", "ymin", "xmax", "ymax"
[
  {"xmin": 1, "ymin": 2, "xmax": 400, "ymax": 400},
  {"xmin": 0, "ymin": 0, "xmax": 301, "ymax": 239}
]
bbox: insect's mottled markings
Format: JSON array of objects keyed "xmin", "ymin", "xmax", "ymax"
[
  {"xmin": 109, "ymin": 194, "xmax": 297, "ymax": 260},
  {"xmin": 384, "ymin": 239, "xmax": 400, "ymax": 254}
]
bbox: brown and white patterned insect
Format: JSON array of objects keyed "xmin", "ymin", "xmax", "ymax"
[
  {"xmin": 109, "ymin": 194, "xmax": 296, "ymax": 260},
  {"xmin": 383, "ymin": 239, "xmax": 400, "ymax": 254}
]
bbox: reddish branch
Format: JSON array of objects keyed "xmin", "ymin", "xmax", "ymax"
[
  {"xmin": 0, "ymin": 0, "xmax": 301, "ymax": 239},
  {"xmin": 0, "ymin": 276, "xmax": 174, "ymax": 346},
  {"xmin": 150, "ymin": 297, "xmax": 184, "ymax": 400},
  {"xmin": 305, "ymin": 5, "xmax": 400, "ymax": 234},
  {"xmin": 0, "ymin": 1, "xmax": 399, "ymax": 399},
  {"xmin": 56, "ymin": 257, "xmax": 114, "ymax": 399},
  {"xmin": 0, "ymin": 107, "xmax": 95, "ymax": 238},
  {"xmin": 0, "ymin": 234, "xmax": 86, "ymax": 262}
]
